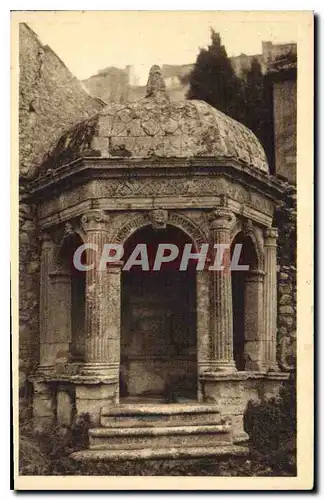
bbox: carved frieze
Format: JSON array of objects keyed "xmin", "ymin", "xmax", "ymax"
[
  {"xmin": 38, "ymin": 176, "xmax": 274, "ymax": 230},
  {"xmin": 91, "ymin": 177, "xmax": 273, "ymax": 215}
]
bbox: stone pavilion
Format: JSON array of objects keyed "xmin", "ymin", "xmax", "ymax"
[{"xmin": 27, "ymin": 66, "xmax": 289, "ymax": 459}]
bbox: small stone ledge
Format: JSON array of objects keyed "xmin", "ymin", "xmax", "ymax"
[
  {"xmin": 70, "ymin": 445, "xmax": 249, "ymax": 462},
  {"xmin": 199, "ymin": 370, "xmax": 290, "ymax": 382},
  {"xmin": 29, "ymin": 373, "xmax": 118, "ymax": 385},
  {"xmin": 89, "ymin": 423, "xmax": 231, "ymax": 438},
  {"xmin": 101, "ymin": 403, "xmax": 221, "ymax": 416}
]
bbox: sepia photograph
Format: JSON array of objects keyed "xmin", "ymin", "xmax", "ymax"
[{"xmin": 11, "ymin": 10, "xmax": 314, "ymax": 490}]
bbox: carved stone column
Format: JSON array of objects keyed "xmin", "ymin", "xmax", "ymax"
[
  {"xmin": 264, "ymin": 227, "xmax": 279, "ymax": 371},
  {"xmin": 196, "ymin": 268, "xmax": 210, "ymax": 392},
  {"xmin": 80, "ymin": 210, "xmax": 120, "ymax": 379},
  {"xmin": 208, "ymin": 207, "xmax": 236, "ymax": 372},
  {"xmin": 38, "ymin": 233, "xmax": 56, "ymax": 374}
]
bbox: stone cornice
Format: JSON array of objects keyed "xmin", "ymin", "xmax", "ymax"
[{"xmin": 25, "ymin": 156, "xmax": 288, "ymax": 202}]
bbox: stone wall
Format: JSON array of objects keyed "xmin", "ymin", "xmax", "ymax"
[
  {"xmin": 82, "ymin": 66, "xmax": 129, "ymax": 104},
  {"xmin": 273, "ymin": 78, "xmax": 297, "ymax": 184},
  {"xmin": 19, "ymin": 23, "xmax": 104, "ymax": 180},
  {"xmin": 19, "ymin": 202, "xmax": 40, "ymax": 401},
  {"xmin": 19, "ymin": 23, "xmax": 104, "ymax": 400},
  {"xmin": 275, "ymin": 189, "xmax": 297, "ymax": 371}
]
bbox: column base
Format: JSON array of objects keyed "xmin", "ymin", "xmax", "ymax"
[
  {"xmin": 80, "ymin": 362, "xmax": 119, "ymax": 378},
  {"xmin": 36, "ymin": 365, "xmax": 56, "ymax": 376},
  {"xmin": 267, "ymin": 361, "xmax": 280, "ymax": 372},
  {"xmin": 209, "ymin": 360, "xmax": 237, "ymax": 373}
]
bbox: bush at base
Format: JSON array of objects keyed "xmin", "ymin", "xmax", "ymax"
[{"xmin": 243, "ymin": 374, "xmax": 296, "ymax": 474}]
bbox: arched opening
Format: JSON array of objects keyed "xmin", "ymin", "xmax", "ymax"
[
  {"xmin": 231, "ymin": 232, "xmax": 260, "ymax": 371},
  {"xmin": 120, "ymin": 225, "xmax": 197, "ymax": 402},
  {"xmin": 59, "ymin": 233, "xmax": 86, "ymax": 362}
]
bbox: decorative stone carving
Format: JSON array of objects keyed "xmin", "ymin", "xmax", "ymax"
[
  {"xmin": 113, "ymin": 214, "xmax": 147, "ymax": 244},
  {"xmin": 168, "ymin": 212, "xmax": 208, "ymax": 247},
  {"xmin": 146, "ymin": 65, "xmax": 169, "ymax": 100},
  {"xmin": 219, "ymin": 194, "xmax": 229, "ymax": 208},
  {"xmin": 112, "ymin": 211, "xmax": 208, "ymax": 248},
  {"xmin": 242, "ymin": 218, "xmax": 254, "ymax": 236},
  {"xmin": 265, "ymin": 227, "xmax": 279, "ymax": 245},
  {"xmin": 64, "ymin": 222, "xmax": 74, "ymax": 236},
  {"xmin": 81, "ymin": 210, "xmax": 110, "ymax": 233},
  {"xmin": 149, "ymin": 209, "xmax": 168, "ymax": 230},
  {"xmin": 208, "ymin": 206, "xmax": 235, "ymax": 231}
]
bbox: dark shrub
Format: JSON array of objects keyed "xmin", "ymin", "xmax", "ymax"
[{"xmin": 243, "ymin": 374, "xmax": 296, "ymax": 474}]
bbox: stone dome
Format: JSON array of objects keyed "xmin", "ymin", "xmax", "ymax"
[{"xmin": 41, "ymin": 65, "xmax": 269, "ymax": 174}]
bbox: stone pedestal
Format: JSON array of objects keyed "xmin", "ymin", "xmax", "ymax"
[
  {"xmin": 264, "ymin": 228, "xmax": 279, "ymax": 371},
  {"xmin": 200, "ymin": 371, "xmax": 290, "ymax": 441},
  {"xmin": 32, "ymin": 380, "xmax": 55, "ymax": 432},
  {"xmin": 208, "ymin": 207, "xmax": 236, "ymax": 372},
  {"xmin": 75, "ymin": 381, "xmax": 118, "ymax": 425}
]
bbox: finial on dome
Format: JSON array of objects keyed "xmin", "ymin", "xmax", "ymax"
[{"xmin": 146, "ymin": 65, "xmax": 169, "ymax": 100}]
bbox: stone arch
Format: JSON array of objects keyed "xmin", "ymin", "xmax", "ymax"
[
  {"xmin": 111, "ymin": 211, "xmax": 208, "ymax": 249},
  {"xmin": 119, "ymin": 217, "xmax": 199, "ymax": 400},
  {"xmin": 50, "ymin": 222, "xmax": 86, "ymax": 270},
  {"xmin": 230, "ymin": 218, "xmax": 264, "ymax": 271}
]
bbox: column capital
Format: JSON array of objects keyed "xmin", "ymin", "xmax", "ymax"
[
  {"xmin": 40, "ymin": 231, "xmax": 54, "ymax": 249},
  {"xmin": 264, "ymin": 227, "xmax": 279, "ymax": 244},
  {"xmin": 81, "ymin": 210, "xmax": 110, "ymax": 233},
  {"xmin": 245, "ymin": 269, "xmax": 266, "ymax": 283},
  {"xmin": 208, "ymin": 207, "xmax": 234, "ymax": 231},
  {"xmin": 48, "ymin": 270, "xmax": 72, "ymax": 283}
]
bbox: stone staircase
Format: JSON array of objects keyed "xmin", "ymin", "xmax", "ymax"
[{"xmin": 71, "ymin": 403, "xmax": 249, "ymax": 461}]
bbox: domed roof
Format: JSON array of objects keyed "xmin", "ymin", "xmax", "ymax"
[{"xmin": 41, "ymin": 65, "xmax": 268, "ymax": 174}]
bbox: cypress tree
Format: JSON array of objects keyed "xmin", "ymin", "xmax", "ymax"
[{"xmin": 187, "ymin": 29, "xmax": 246, "ymax": 123}]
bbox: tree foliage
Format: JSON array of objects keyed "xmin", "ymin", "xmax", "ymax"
[
  {"xmin": 187, "ymin": 30, "xmax": 273, "ymax": 162},
  {"xmin": 187, "ymin": 29, "xmax": 246, "ymax": 124}
]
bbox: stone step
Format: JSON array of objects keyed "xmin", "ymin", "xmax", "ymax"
[
  {"xmin": 71, "ymin": 444, "xmax": 249, "ymax": 462},
  {"xmin": 100, "ymin": 403, "xmax": 222, "ymax": 428},
  {"xmin": 89, "ymin": 422, "xmax": 232, "ymax": 450}
]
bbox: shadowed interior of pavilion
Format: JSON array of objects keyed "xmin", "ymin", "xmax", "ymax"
[{"xmin": 120, "ymin": 225, "xmax": 197, "ymax": 403}]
